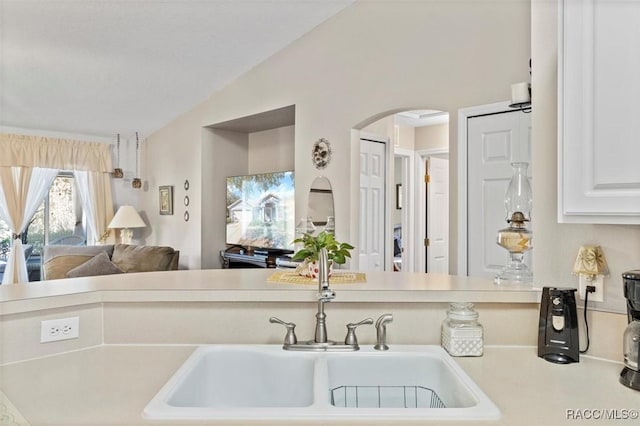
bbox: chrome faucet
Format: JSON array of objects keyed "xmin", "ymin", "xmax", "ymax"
[
  {"xmin": 270, "ymin": 248, "xmax": 372, "ymax": 351},
  {"xmin": 315, "ymin": 247, "xmax": 335, "ymax": 343},
  {"xmin": 374, "ymin": 313, "xmax": 393, "ymax": 351}
]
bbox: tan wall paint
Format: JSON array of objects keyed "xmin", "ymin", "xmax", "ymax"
[
  {"xmin": 396, "ymin": 124, "xmax": 416, "ymax": 151},
  {"xmin": 415, "ymin": 123, "xmax": 448, "ymax": 151},
  {"xmin": 248, "ymin": 125, "xmax": 295, "ymax": 174},
  {"xmin": 142, "ymin": 0, "xmax": 531, "ymax": 272}
]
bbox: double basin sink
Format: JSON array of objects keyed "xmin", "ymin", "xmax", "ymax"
[{"xmin": 144, "ymin": 345, "xmax": 500, "ymax": 421}]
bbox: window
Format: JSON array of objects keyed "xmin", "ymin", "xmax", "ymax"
[
  {"xmin": 0, "ymin": 172, "xmax": 86, "ymax": 259},
  {"xmin": 0, "ymin": 220, "xmax": 9, "ymax": 262}
]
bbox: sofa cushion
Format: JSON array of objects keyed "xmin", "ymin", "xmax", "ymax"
[
  {"xmin": 66, "ymin": 252, "xmax": 123, "ymax": 278},
  {"xmin": 43, "ymin": 245, "xmax": 115, "ymax": 280},
  {"xmin": 111, "ymin": 244, "xmax": 177, "ymax": 273}
]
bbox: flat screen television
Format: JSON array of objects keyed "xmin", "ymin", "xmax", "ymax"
[{"xmin": 226, "ymin": 171, "xmax": 295, "ymax": 253}]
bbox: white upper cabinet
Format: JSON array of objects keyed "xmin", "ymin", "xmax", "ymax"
[{"xmin": 559, "ymin": 0, "xmax": 640, "ymax": 224}]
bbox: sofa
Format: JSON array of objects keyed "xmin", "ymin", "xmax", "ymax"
[{"xmin": 42, "ymin": 244, "xmax": 179, "ymax": 280}]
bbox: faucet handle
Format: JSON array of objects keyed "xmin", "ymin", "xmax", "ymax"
[
  {"xmin": 269, "ymin": 317, "xmax": 298, "ymax": 345},
  {"xmin": 344, "ymin": 318, "xmax": 374, "ymax": 347}
]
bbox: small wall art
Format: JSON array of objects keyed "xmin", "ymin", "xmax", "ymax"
[
  {"xmin": 396, "ymin": 184, "xmax": 403, "ymax": 209},
  {"xmin": 312, "ymin": 138, "xmax": 332, "ymax": 169},
  {"xmin": 159, "ymin": 185, "xmax": 174, "ymax": 215}
]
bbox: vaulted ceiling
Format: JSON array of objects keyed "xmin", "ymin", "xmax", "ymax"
[{"xmin": 0, "ymin": 0, "xmax": 354, "ymax": 138}]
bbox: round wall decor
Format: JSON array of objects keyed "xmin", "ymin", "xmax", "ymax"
[
  {"xmin": 312, "ymin": 138, "xmax": 332, "ymax": 169},
  {"xmin": 184, "ymin": 179, "xmax": 190, "ymax": 191}
]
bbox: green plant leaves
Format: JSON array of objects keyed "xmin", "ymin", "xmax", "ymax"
[{"xmin": 291, "ymin": 231, "xmax": 354, "ymax": 265}]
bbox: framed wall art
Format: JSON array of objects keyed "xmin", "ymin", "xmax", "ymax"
[
  {"xmin": 159, "ymin": 185, "xmax": 174, "ymax": 215},
  {"xmin": 396, "ymin": 183, "xmax": 403, "ymax": 210}
]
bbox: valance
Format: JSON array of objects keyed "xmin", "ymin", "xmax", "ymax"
[{"xmin": 0, "ymin": 133, "xmax": 112, "ymax": 172}]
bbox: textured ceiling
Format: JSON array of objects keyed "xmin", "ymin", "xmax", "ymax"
[{"xmin": 0, "ymin": 0, "xmax": 353, "ymax": 138}]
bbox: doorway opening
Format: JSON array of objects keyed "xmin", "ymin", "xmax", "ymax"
[
  {"xmin": 356, "ymin": 109, "xmax": 449, "ymax": 273},
  {"xmin": 458, "ymin": 103, "xmax": 532, "ymax": 279}
]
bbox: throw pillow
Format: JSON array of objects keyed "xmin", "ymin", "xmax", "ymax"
[
  {"xmin": 66, "ymin": 252, "xmax": 124, "ymax": 278},
  {"xmin": 111, "ymin": 244, "xmax": 176, "ymax": 272}
]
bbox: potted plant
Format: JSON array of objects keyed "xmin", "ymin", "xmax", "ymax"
[{"xmin": 291, "ymin": 231, "xmax": 354, "ymax": 278}]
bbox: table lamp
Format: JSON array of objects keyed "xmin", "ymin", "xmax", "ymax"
[{"xmin": 108, "ymin": 205, "xmax": 146, "ymax": 244}]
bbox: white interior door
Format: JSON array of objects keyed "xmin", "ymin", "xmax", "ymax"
[
  {"xmin": 359, "ymin": 139, "xmax": 386, "ymax": 271},
  {"xmin": 467, "ymin": 111, "xmax": 531, "ymax": 279},
  {"xmin": 427, "ymin": 156, "xmax": 449, "ymax": 274}
]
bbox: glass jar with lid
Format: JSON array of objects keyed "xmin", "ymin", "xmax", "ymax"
[{"xmin": 441, "ymin": 302, "xmax": 484, "ymax": 357}]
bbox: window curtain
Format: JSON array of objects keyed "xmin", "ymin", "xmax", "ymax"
[
  {"xmin": 0, "ymin": 167, "xmax": 59, "ymax": 284},
  {"xmin": 74, "ymin": 171, "xmax": 114, "ymax": 245},
  {"xmin": 0, "ymin": 133, "xmax": 112, "ymax": 172},
  {"xmin": 0, "ymin": 133, "xmax": 114, "ymax": 283}
]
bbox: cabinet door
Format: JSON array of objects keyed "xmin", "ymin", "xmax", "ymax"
[{"xmin": 559, "ymin": 0, "xmax": 640, "ymax": 224}]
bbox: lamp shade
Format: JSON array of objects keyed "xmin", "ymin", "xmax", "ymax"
[
  {"xmin": 573, "ymin": 245, "xmax": 609, "ymax": 276},
  {"xmin": 108, "ymin": 205, "xmax": 146, "ymax": 229}
]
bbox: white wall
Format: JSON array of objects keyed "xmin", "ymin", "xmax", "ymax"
[{"xmin": 142, "ymin": 0, "xmax": 531, "ymax": 272}]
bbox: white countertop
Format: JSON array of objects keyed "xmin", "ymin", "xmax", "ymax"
[
  {"xmin": 1, "ymin": 345, "xmax": 638, "ymax": 425},
  {"xmin": 0, "ymin": 269, "xmax": 540, "ymax": 315}
]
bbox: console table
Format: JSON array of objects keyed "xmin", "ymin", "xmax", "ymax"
[
  {"xmin": 220, "ymin": 247, "xmax": 301, "ymax": 269},
  {"xmin": 220, "ymin": 248, "xmax": 277, "ymax": 269}
]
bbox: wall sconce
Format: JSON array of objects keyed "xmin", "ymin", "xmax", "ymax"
[
  {"xmin": 573, "ymin": 245, "xmax": 609, "ymax": 302},
  {"xmin": 108, "ymin": 205, "xmax": 146, "ymax": 244}
]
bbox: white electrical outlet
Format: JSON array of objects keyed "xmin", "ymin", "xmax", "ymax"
[
  {"xmin": 578, "ymin": 275, "xmax": 604, "ymax": 303},
  {"xmin": 40, "ymin": 317, "xmax": 79, "ymax": 343}
]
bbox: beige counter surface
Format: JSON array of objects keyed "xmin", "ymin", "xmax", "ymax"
[
  {"xmin": 1, "ymin": 344, "xmax": 638, "ymax": 425},
  {"xmin": 0, "ymin": 269, "xmax": 540, "ymax": 315}
]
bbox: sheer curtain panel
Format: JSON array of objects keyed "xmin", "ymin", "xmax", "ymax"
[
  {"xmin": 75, "ymin": 171, "xmax": 114, "ymax": 244},
  {"xmin": 0, "ymin": 167, "xmax": 58, "ymax": 284}
]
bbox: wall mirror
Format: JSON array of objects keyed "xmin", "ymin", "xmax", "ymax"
[
  {"xmin": 307, "ymin": 177, "xmax": 334, "ymax": 227},
  {"xmin": 359, "ymin": 106, "xmax": 530, "ymax": 277}
]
